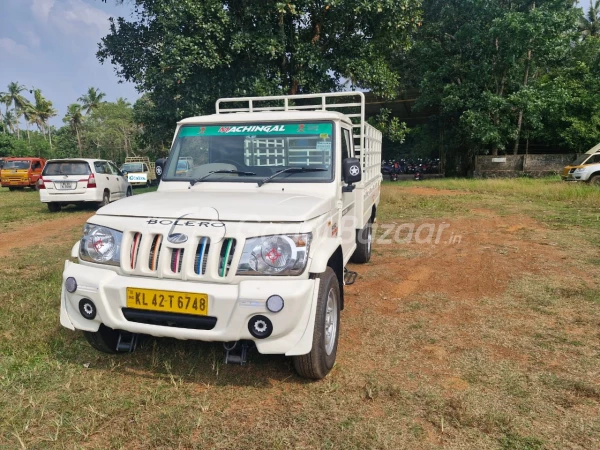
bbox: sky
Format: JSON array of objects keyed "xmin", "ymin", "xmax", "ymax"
[{"xmin": 0, "ymin": 0, "xmax": 138, "ymax": 127}]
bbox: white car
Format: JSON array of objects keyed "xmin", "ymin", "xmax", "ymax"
[{"xmin": 39, "ymin": 159, "xmax": 132, "ymax": 212}]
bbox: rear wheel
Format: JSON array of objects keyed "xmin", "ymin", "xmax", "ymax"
[
  {"xmin": 292, "ymin": 267, "xmax": 340, "ymax": 380},
  {"xmin": 350, "ymin": 221, "xmax": 373, "ymax": 264},
  {"xmin": 590, "ymin": 175, "xmax": 600, "ymax": 186},
  {"xmin": 98, "ymin": 191, "xmax": 110, "ymax": 208},
  {"xmin": 47, "ymin": 202, "xmax": 61, "ymax": 213}
]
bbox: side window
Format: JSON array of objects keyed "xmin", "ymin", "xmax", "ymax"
[
  {"xmin": 32, "ymin": 161, "xmax": 41, "ymax": 170},
  {"xmin": 586, "ymin": 154, "xmax": 600, "ymax": 164},
  {"xmin": 109, "ymin": 163, "xmax": 123, "ymax": 176},
  {"xmin": 143, "ymin": 164, "xmax": 148, "ymax": 172},
  {"xmin": 94, "ymin": 162, "xmax": 108, "ymax": 174},
  {"xmin": 341, "ymin": 128, "xmax": 352, "ymax": 161}
]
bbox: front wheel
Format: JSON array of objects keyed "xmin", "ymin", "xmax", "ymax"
[
  {"xmin": 350, "ymin": 221, "xmax": 372, "ymax": 264},
  {"xmin": 292, "ymin": 267, "xmax": 340, "ymax": 380},
  {"xmin": 589, "ymin": 175, "xmax": 600, "ymax": 187},
  {"xmin": 126, "ymin": 187, "xmax": 132, "ymax": 197}
]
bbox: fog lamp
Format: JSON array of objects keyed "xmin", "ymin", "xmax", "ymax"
[{"xmin": 65, "ymin": 277, "xmax": 77, "ymax": 293}]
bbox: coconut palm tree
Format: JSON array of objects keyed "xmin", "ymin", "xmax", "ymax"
[
  {"xmin": 3, "ymin": 110, "xmax": 17, "ymax": 134},
  {"xmin": 65, "ymin": 103, "xmax": 85, "ymax": 156},
  {"xmin": 4, "ymin": 82, "xmax": 30, "ymax": 139},
  {"xmin": 26, "ymin": 89, "xmax": 58, "ymax": 147},
  {"xmin": 78, "ymin": 87, "xmax": 106, "ymax": 115},
  {"xmin": 580, "ymin": 0, "xmax": 600, "ymax": 39}
]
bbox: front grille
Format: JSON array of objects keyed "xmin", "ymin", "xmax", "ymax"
[
  {"xmin": 170, "ymin": 248, "xmax": 185, "ymax": 273},
  {"xmin": 194, "ymin": 238, "xmax": 210, "ymax": 275},
  {"xmin": 123, "ymin": 231, "xmax": 239, "ymax": 280},
  {"xmin": 130, "ymin": 233, "xmax": 142, "ymax": 269},
  {"xmin": 148, "ymin": 235, "xmax": 162, "ymax": 271},
  {"xmin": 219, "ymin": 238, "xmax": 236, "ymax": 277}
]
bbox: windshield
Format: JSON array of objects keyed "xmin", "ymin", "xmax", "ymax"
[
  {"xmin": 570, "ymin": 154, "xmax": 591, "ymax": 166},
  {"xmin": 164, "ymin": 122, "xmax": 334, "ymax": 183},
  {"xmin": 4, "ymin": 160, "xmax": 31, "ymax": 170},
  {"xmin": 122, "ymin": 163, "xmax": 144, "ymax": 172},
  {"xmin": 43, "ymin": 161, "xmax": 91, "ymax": 176}
]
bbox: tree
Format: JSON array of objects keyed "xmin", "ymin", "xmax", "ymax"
[
  {"xmin": 98, "ymin": 0, "xmax": 422, "ymax": 143},
  {"xmin": 78, "ymin": 87, "xmax": 106, "ymax": 115},
  {"xmin": 580, "ymin": 0, "xmax": 600, "ymax": 38},
  {"xmin": 26, "ymin": 89, "xmax": 58, "ymax": 150},
  {"xmin": 84, "ymin": 99, "xmax": 139, "ymax": 162},
  {"xmin": 64, "ymin": 103, "xmax": 85, "ymax": 156},
  {"xmin": 4, "ymin": 82, "xmax": 30, "ymax": 139},
  {"xmin": 401, "ymin": 0, "xmax": 583, "ymax": 173}
]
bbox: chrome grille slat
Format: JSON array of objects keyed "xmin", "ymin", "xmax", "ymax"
[{"xmin": 123, "ymin": 231, "xmax": 239, "ymax": 281}]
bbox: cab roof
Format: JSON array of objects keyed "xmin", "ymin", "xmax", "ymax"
[
  {"xmin": 585, "ymin": 143, "xmax": 600, "ymax": 154},
  {"xmin": 178, "ymin": 110, "xmax": 353, "ymax": 127}
]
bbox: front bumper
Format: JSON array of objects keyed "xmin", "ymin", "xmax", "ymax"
[{"xmin": 60, "ymin": 261, "xmax": 319, "ymax": 355}]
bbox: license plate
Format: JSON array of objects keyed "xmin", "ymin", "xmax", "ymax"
[
  {"xmin": 126, "ymin": 288, "xmax": 208, "ymax": 316},
  {"xmin": 57, "ymin": 182, "xmax": 75, "ymax": 190}
]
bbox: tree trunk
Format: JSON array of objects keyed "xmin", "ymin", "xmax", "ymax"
[
  {"xmin": 514, "ymin": 3, "xmax": 535, "ymax": 155},
  {"xmin": 76, "ymin": 127, "xmax": 82, "ymax": 157}
]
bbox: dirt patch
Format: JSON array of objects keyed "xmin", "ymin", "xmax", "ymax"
[{"xmin": 0, "ymin": 213, "xmax": 91, "ymax": 257}]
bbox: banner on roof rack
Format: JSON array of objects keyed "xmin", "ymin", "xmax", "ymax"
[{"xmin": 178, "ymin": 123, "xmax": 332, "ymax": 137}]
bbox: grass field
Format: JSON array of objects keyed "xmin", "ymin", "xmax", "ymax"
[{"xmin": 0, "ymin": 178, "xmax": 599, "ymax": 449}]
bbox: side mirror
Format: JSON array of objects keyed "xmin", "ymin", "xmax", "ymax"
[{"xmin": 342, "ymin": 158, "xmax": 361, "ymax": 192}]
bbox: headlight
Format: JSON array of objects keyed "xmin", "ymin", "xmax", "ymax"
[
  {"xmin": 79, "ymin": 224, "xmax": 123, "ymax": 266},
  {"xmin": 574, "ymin": 168, "xmax": 585, "ymax": 173},
  {"xmin": 236, "ymin": 234, "xmax": 311, "ymax": 276}
]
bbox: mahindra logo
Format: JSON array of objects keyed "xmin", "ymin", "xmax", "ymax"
[{"xmin": 167, "ymin": 233, "xmax": 188, "ymax": 244}]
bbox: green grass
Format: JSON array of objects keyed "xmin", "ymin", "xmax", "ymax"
[
  {"xmin": 1, "ymin": 178, "xmax": 600, "ymax": 449},
  {"xmin": 0, "ymin": 185, "xmax": 158, "ymax": 231}
]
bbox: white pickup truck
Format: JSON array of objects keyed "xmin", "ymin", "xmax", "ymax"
[{"xmin": 60, "ymin": 92, "xmax": 382, "ymax": 379}]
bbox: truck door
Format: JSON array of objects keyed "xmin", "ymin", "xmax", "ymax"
[{"xmin": 340, "ymin": 126, "xmax": 358, "ymax": 261}]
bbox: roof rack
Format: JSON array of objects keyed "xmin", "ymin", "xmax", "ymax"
[{"xmin": 215, "ymin": 92, "xmax": 367, "ymax": 153}]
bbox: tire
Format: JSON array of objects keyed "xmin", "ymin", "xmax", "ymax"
[
  {"xmin": 590, "ymin": 175, "xmax": 600, "ymax": 187},
  {"xmin": 47, "ymin": 202, "xmax": 61, "ymax": 213},
  {"xmin": 84, "ymin": 324, "xmax": 121, "ymax": 354},
  {"xmin": 98, "ymin": 191, "xmax": 110, "ymax": 208},
  {"xmin": 350, "ymin": 221, "xmax": 372, "ymax": 264},
  {"xmin": 8, "ymin": 187, "xmax": 15, "ymax": 191},
  {"xmin": 292, "ymin": 267, "xmax": 340, "ymax": 380},
  {"xmin": 126, "ymin": 187, "xmax": 132, "ymax": 197}
]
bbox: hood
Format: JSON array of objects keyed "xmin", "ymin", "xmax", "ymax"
[{"xmin": 97, "ymin": 190, "xmax": 334, "ymax": 222}]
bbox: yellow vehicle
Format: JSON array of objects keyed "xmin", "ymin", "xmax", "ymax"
[
  {"xmin": 120, "ymin": 156, "xmax": 157, "ymax": 187},
  {"xmin": 562, "ymin": 143, "xmax": 600, "ymax": 186}
]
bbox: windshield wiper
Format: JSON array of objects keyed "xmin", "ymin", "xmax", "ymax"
[
  {"xmin": 190, "ymin": 170, "xmax": 256, "ymax": 186},
  {"xmin": 257, "ymin": 167, "xmax": 327, "ymax": 187}
]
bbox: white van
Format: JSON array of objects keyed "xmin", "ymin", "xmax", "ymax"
[{"xmin": 39, "ymin": 159, "xmax": 132, "ymax": 212}]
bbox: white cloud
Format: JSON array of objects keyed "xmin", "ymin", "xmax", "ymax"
[
  {"xmin": 0, "ymin": 37, "xmax": 32, "ymax": 58},
  {"xmin": 31, "ymin": 0, "xmax": 56, "ymax": 23},
  {"xmin": 51, "ymin": 0, "xmax": 111, "ymax": 39},
  {"xmin": 31, "ymin": 0, "xmax": 111, "ymax": 40},
  {"xmin": 19, "ymin": 27, "xmax": 42, "ymax": 48}
]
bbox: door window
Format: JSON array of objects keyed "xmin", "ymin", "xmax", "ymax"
[
  {"xmin": 585, "ymin": 154, "xmax": 600, "ymax": 164},
  {"xmin": 94, "ymin": 161, "xmax": 110, "ymax": 174},
  {"xmin": 341, "ymin": 128, "xmax": 352, "ymax": 160}
]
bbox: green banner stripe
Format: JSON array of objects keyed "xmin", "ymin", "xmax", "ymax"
[{"xmin": 179, "ymin": 123, "xmax": 332, "ymax": 137}]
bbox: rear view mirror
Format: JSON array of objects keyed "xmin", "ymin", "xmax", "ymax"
[{"xmin": 343, "ymin": 157, "xmax": 361, "ymax": 182}]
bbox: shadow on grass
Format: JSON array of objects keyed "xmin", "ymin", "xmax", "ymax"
[{"xmin": 49, "ymin": 327, "xmax": 309, "ymax": 388}]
